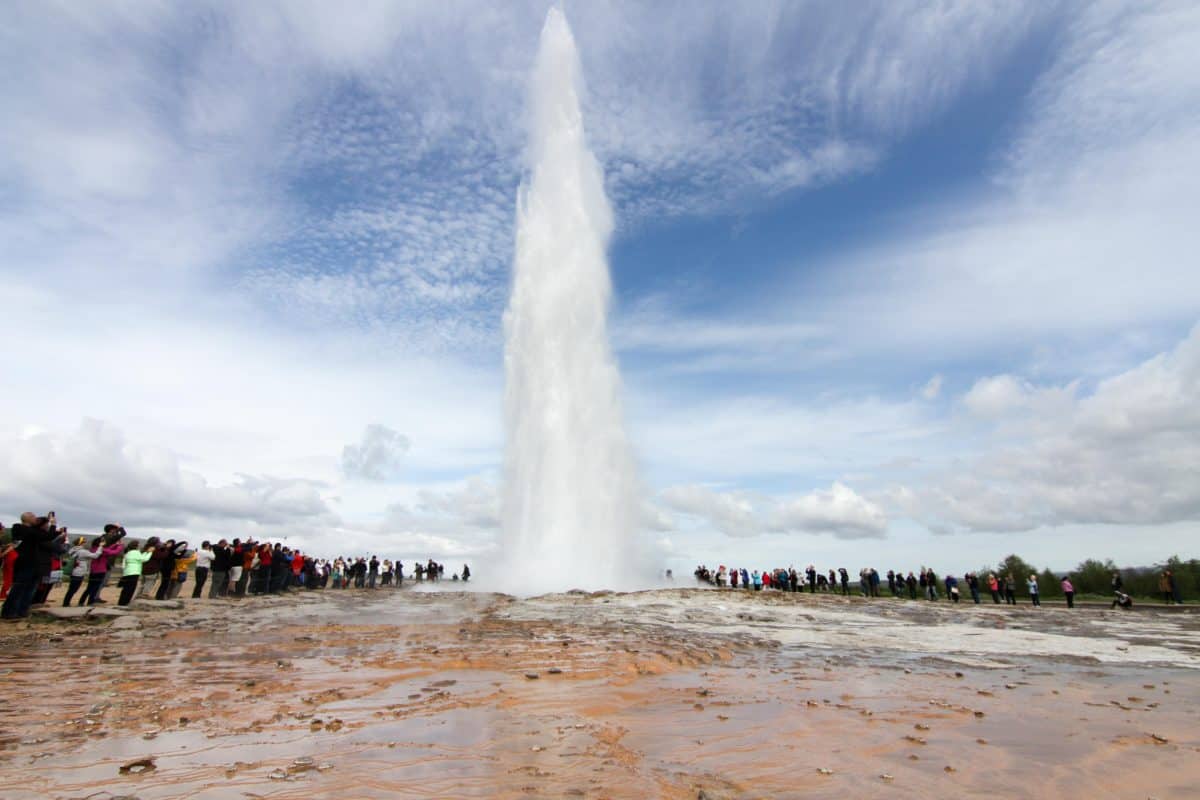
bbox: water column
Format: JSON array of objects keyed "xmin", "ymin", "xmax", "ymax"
[{"xmin": 501, "ymin": 8, "xmax": 638, "ymax": 593}]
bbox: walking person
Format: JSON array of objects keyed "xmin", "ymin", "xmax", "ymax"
[{"xmin": 1061, "ymin": 576, "xmax": 1075, "ymax": 608}]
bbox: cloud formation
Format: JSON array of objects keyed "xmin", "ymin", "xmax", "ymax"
[
  {"xmin": 899, "ymin": 324, "xmax": 1200, "ymax": 534},
  {"xmin": 661, "ymin": 482, "xmax": 887, "ymax": 540},
  {"xmin": 341, "ymin": 424, "xmax": 411, "ymax": 481},
  {"xmin": 0, "ymin": 419, "xmax": 336, "ymax": 534}
]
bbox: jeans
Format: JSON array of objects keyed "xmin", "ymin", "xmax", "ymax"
[
  {"xmin": 368, "ymin": 572, "xmax": 377, "ymax": 589},
  {"xmin": 62, "ymin": 576, "xmax": 85, "ymax": 606},
  {"xmin": 1065, "ymin": 591, "xmax": 1075, "ymax": 608},
  {"xmin": 81, "ymin": 573, "xmax": 107, "ymax": 605}
]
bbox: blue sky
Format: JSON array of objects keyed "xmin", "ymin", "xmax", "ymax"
[{"xmin": 2, "ymin": 1, "xmax": 1198, "ymax": 574}]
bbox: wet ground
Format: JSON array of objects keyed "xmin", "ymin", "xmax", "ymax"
[{"xmin": 0, "ymin": 588, "xmax": 1197, "ymax": 799}]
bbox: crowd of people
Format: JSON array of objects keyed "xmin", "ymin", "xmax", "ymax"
[
  {"xmin": 693, "ymin": 564, "xmax": 1153, "ymax": 609},
  {"xmin": 0, "ymin": 512, "xmax": 471, "ymax": 620}
]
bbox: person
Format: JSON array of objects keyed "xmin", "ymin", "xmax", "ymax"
[
  {"xmin": 227, "ymin": 540, "xmax": 245, "ymax": 597},
  {"xmin": 234, "ymin": 542, "xmax": 254, "ymax": 597},
  {"xmin": 171, "ymin": 547, "xmax": 196, "ymax": 599},
  {"xmin": 117, "ymin": 541, "xmax": 153, "ymax": 606},
  {"xmin": 966, "ymin": 572, "xmax": 981, "ymax": 604},
  {"xmin": 368, "ymin": 556, "xmax": 379, "ymax": 589},
  {"xmin": 1112, "ymin": 590, "xmax": 1133, "ymax": 610},
  {"xmin": 839, "ymin": 568, "xmax": 850, "ymax": 596},
  {"xmin": 945, "ymin": 574, "xmax": 960, "ymax": 603},
  {"xmin": 209, "ymin": 540, "xmax": 231, "ymax": 599},
  {"xmin": 192, "ymin": 542, "xmax": 213, "ymax": 598},
  {"xmin": 1169, "ymin": 569, "xmax": 1182, "ymax": 605},
  {"xmin": 740, "ymin": 568, "xmax": 749, "ymax": 589},
  {"xmin": 0, "ymin": 529, "xmax": 17, "ymax": 600},
  {"xmin": 1003, "ymin": 574, "xmax": 1017, "ymax": 605},
  {"xmin": 32, "ymin": 546, "xmax": 64, "ymax": 606},
  {"xmin": 1111, "ymin": 570, "xmax": 1124, "ymax": 593},
  {"xmin": 1158, "ymin": 571, "xmax": 1173, "ymax": 604},
  {"xmin": 138, "ymin": 537, "xmax": 164, "ymax": 598},
  {"xmin": 461, "ymin": 563, "xmax": 470, "ymax": 583},
  {"xmin": 752, "ymin": 570, "xmax": 762, "ymax": 591},
  {"xmin": 925, "ymin": 569, "xmax": 939, "ymax": 601},
  {"xmin": 1027, "ymin": 574, "xmax": 1040, "ymax": 607},
  {"xmin": 81, "ymin": 530, "xmax": 124, "ymax": 606},
  {"xmin": 155, "ymin": 540, "xmax": 188, "ymax": 600},
  {"xmin": 987, "ymin": 573, "xmax": 1001, "ymax": 604},
  {"xmin": 905, "ymin": 571, "xmax": 917, "ymax": 600},
  {"xmin": 2, "ymin": 514, "xmax": 65, "ymax": 620},
  {"xmin": 1061, "ymin": 576, "xmax": 1075, "ymax": 608},
  {"xmin": 62, "ymin": 537, "xmax": 98, "ymax": 607}
]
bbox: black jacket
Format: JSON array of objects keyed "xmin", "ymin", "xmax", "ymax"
[{"xmin": 12, "ymin": 523, "xmax": 62, "ymax": 574}]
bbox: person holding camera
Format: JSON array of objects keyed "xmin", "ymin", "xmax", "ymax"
[{"xmin": 1, "ymin": 512, "xmax": 66, "ymax": 619}]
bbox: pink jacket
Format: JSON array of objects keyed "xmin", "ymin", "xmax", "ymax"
[{"xmin": 91, "ymin": 543, "xmax": 125, "ymax": 574}]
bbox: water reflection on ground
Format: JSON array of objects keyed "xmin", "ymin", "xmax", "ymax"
[{"xmin": 0, "ymin": 588, "xmax": 1196, "ymax": 798}]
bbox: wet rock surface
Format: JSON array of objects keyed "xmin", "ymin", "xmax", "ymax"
[{"xmin": 0, "ymin": 588, "xmax": 1196, "ymax": 798}]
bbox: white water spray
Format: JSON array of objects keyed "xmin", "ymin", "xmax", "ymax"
[{"xmin": 500, "ymin": 8, "xmax": 639, "ymax": 594}]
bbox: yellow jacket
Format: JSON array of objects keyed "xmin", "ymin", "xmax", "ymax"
[{"xmin": 176, "ymin": 552, "xmax": 197, "ymax": 577}]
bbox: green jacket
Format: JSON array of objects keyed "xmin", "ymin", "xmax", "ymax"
[{"xmin": 121, "ymin": 549, "xmax": 152, "ymax": 578}]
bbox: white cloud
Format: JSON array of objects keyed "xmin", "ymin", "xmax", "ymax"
[
  {"xmin": 660, "ymin": 482, "xmax": 886, "ymax": 540},
  {"xmin": 902, "ymin": 323, "xmax": 1200, "ymax": 533},
  {"xmin": 341, "ymin": 424, "xmax": 411, "ymax": 481},
  {"xmin": 768, "ymin": 483, "xmax": 888, "ymax": 539},
  {"xmin": 0, "ymin": 419, "xmax": 336, "ymax": 534},
  {"xmin": 921, "ymin": 375, "xmax": 943, "ymax": 401}
]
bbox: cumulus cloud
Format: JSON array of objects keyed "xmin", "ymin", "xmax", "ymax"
[
  {"xmin": 341, "ymin": 424, "xmax": 410, "ymax": 481},
  {"xmin": 660, "ymin": 482, "xmax": 887, "ymax": 539},
  {"xmin": 0, "ymin": 419, "xmax": 337, "ymax": 534},
  {"xmin": 768, "ymin": 483, "xmax": 888, "ymax": 539},
  {"xmin": 901, "ymin": 323, "xmax": 1200, "ymax": 533}
]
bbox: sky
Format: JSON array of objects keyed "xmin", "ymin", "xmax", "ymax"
[{"xmin": 2, "ymin": 0, "xmax": 1199, "ymax": 576}]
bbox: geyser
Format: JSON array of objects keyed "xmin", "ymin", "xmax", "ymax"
[{"xmin": 500, "ymin": 8, "xmax": 638, "ymax": 594}]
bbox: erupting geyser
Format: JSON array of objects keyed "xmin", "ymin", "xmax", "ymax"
[{"xmin": 500, "ymin": 9, "xmax": 638, "ymax": 594}]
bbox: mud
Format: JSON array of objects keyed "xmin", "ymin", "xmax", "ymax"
[{"xmin": 0, "ymin": 588, "xmax": 1197, "ymax": 799}]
